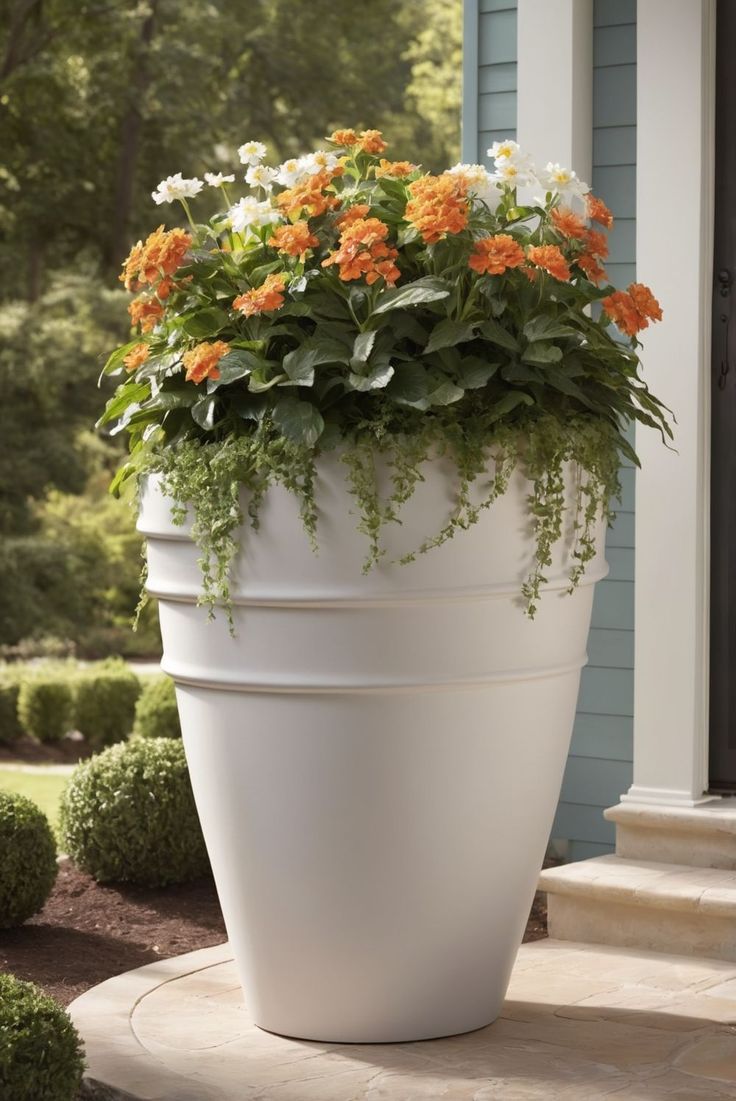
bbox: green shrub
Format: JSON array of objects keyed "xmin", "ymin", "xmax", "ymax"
[
  {"xmin": 60, "ymin": 738, "xmax": 209, "ymax": 887},
  {"xmin": 134, "ymin": 675, "xmax": 181, "ymax": 740},
  {"xmin": 0, "ymin": 973, "xmax": 85, "ymax": 1101},
  {"xmin": 0, "ymin": 791, "xmax": 58, "ymax": 928},
  {"xmin": 73, "ymin": 662, "xmax": 141, "ymax": 748},
  {"xmin": 0, "ymin": 676, "xmax": 23, "ymax": 744},
  {"xmin": 17, "ymin": 677, "xmax": 73, "ymax": 743}
]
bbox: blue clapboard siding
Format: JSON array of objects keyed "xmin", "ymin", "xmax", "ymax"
[
  {"xmin": 552, "ymin": 0, "xmax": 638, "ymax": 862},
  {"xmin": 462, "ymin": 0, "xmax": 517, "ymax": 163},
  {"xmin": 461, "ymin": 0, "xmax": 637, "ymax": 861}
]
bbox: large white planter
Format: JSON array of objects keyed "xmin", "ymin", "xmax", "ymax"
[{"xmin": 138, "ymin": 453, "xmax": 607, "ymax": 1042}]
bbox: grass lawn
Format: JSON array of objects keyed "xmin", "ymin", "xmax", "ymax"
[{"xmin": 0, "ymin": 768, "xmax": 69, "ymax": 833}]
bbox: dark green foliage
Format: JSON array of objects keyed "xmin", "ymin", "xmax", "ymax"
[
  {"xmin": 0, "ymin": 791, "xmax": 58, "ymax": 928},
  {"xmin": 0, "ymin": 677, "xmax": 23, "ymax": 744},
  {"xmin": 0, "ymin": 973, "xmax": 85, "ymax": 1101},
  {"xmin": 73, "ymin": 663, "xmax": 141, "ymax": 748},
  {"xmin": 60, "ymin": 739, "xmax": 209, "ymax": 886},
  {"xmin": 134, "ymin": 676, "xmax": 181, "ymax": 740},
  {"xmin": 17, "ymin": 677, "xmax": 73, "ymax": 743}
]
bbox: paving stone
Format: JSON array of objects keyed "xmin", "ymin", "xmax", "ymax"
[{"xmin": 69, "ymin": 940, "xmax": 736, "ymax": 1100}]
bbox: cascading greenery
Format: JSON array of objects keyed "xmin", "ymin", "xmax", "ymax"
[{"xmin": 98, "ymin": 131, "xmax": 670, "ymax": 623}]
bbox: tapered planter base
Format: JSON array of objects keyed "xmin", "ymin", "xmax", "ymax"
[{"xmin": 139, "ymin": 454, "xmax": 607, "ymax": 1042}]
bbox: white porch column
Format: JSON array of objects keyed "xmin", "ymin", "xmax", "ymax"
[
  {"xmin": 516, "ymin": 0, "xmax": 592, "ymax": 182},
  {"xmin": 626, "ymin": 0, "xmax": 716, "ymax": 807}
]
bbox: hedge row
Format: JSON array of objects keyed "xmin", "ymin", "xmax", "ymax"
[{"xmin": 0, "ymin": 663, "xmax": 180, "ymax": 746}]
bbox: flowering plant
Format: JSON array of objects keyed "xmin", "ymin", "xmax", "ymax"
[{"xmin": 99, "ymin": 131, "xmax": 669, "ymax": 617}]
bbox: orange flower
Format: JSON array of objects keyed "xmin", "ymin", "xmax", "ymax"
[
  {"xmin": 182, "ymin": 340, "xmax": 230, "ymax": 384},
  {"xmin": 128, "ymin": 295, "xmax": 164, "ymax": 333},
  {"xmin": 123, "ymin": 343, "xmax": 150, "ymax": 373},
  {"xmin": 268, "ymin": 221, "xmax": 320, "ymax": 261},
  {"xmin": 601, "ymin": 283, "xmax": 662, "ymax": 336},
  {"xmin": 587, "ymin": 194, "xmax": 614, "ymax": 229},
  {"xmin": 357, "ymin": 129, "xmax": 387, "ymax": 154},
  {"xmin": 233, "ymin": 273, "xmax": 289, "ymax": 318},
  {"xmin": 328, "ymin": 128, "xmax": 358, "ymax": 146},
  {"xmin": 629, "ymin": 282, "xmax": 663, "ymax": 322},
  {"xmin": 526, "ymin": 244, "xmax": 571, "ymax": 282},
  {"xmin": 582, "ymin": 228, "xmax": 609, "ymax": 260},
  {"xmin": 551, "ymin": 206, "xmax": 587, "ymax": 239},
  {"xmin": 120, "ymin": 225, "xmax": 192, "ymax": 291},
  {"xmin": 336, "ymin": 203, "xmax": 371, "ymax": 227},
  {"xmin": 405, "ymin": 174, "xmax": 469, "ymax": 244},
  {"xmin": 322, "ymin": 216, "xmax": 400, "ymax": 286},
  {"xmin": 576, "ymin": 252, "xmax": 608, "ymax": 285},
  {"xmin": 521, "ymin": 266, "xmax": 539, "ymax": 283},
  {"xmin": 468, "ymin": 234, "xmax": 525, "ymax": 276},
  {"xmin": 375, "ymin": 159, "xmax": 417, "ymax": 178},
  {"xmin": 276, "ymin": 170, "xmax": 340, "ymax": 219}
]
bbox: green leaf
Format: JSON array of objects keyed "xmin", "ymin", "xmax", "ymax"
[
  {"xmin": 99, "ymin": 339, "xmax": 146, "ymax": 381},
  {"xmin": 191, "ymin": 394, "xmax": 218, "ymax": 430},
  {"xmin": 522, "ymin": 316, "xmax": 576, "ymax": 343},
  {"xmin": 456, "ymin": 357, "xmax": 500, "ymax": 389},
  {"xmin": 248, "ymin": 367, "xmax": 288, "ymax": 392},
  {"xmin": 371, "ymin": 276, "xmax": 450, "ymax": 316},
  {"xmin": 182, "ymin": 307, "xmax": 229, "ymax": 338},
  {"xmin": 424, "ymin": 319, "xmax": 478, "ymax": 355},
  {"xmin": 487, "ymin": 391, "xmax": 535, "ymax": 421},
  {"xmin": 96, "ymin": 381, "xmax": 151, "ymax": 427},
  {"xmin": 272, "ymin": 396, "xmax": 325, "ymax": 446},
  {"xmin": 351, "ymin": 330, "xmax": 377, "ymax": 365},
  {"xmin": 521, "ymin": 341, "xmax": 563, "ymax": 366},
  {"xmin": 502, "ymin": 362, "xmax": 542, "ymax": 383},
  {"xmin": 348, "ymin": 362, "xmax": 395, "ymax": 391},
  {"xmin": 479, "ymin": 319, "xmax": 519, "ymax": 352},
  {"xmin": 426, "ymin": 378, "xmax": 464, "ymax": 406},
  {"xmin": 283, "ymin": 338, "xmax": 349, "ymax": 386},
  {"xmin": 207, "ymin": 349, "xmax": 264, "ymax": 390},
  {"xmin": 144, "ymin": 388, "xmax": 195, "ymax": 411},
  {"xmin": 386, "ymin": 362, "xmax": 430, "ymax": 404}
]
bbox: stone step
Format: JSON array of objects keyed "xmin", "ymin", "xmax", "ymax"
[
  {"xmin": 539, "ymin": 854, "xmax": 736, "ymax": 962},
  {"xmin": 605, "ymin": 799, "xmax": 736, "ymax": 870}
]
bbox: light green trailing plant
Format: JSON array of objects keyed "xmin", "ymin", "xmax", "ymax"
[{"xmin": 97, "ymin": 132, "xmax": 671, "ymax": 621}]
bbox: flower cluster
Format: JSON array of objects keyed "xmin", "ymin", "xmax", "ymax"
[{"xmin": 100, "ymin": 128, "xmax": 670, "ymax": 624}]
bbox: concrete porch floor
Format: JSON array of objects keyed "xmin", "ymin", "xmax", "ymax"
[{"xmin": 70, "ymin": 939, "xmax": 736, "ymax": 1100}]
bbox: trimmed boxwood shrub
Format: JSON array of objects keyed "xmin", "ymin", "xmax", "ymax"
[
  {"xmin": 60, "ymin": 738, "xmax": 209, "ymax": 887},
  {"xmin": 17, "ymin": 676, "xmax": 73, "ymax": 743},
  {"xmin": 134, "ymin": 675, "xmax": 181, "ymax": 740},
  {"xmin": 74, "ymin": 663, "xmax": 141, "ymax": 748},
  {"xmin": 0, "ymin": 677, "xmax": 23, "ymax": 744},
  {"xmin": 0, "ymin": 973, "xmax": 85, "ymax": 1101},
  {"xmin": 0, "ymin": 791, "xmax": 58, "ymax": 928}
]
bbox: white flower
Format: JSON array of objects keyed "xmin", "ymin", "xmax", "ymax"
[
  {"xmin": 204, "ymin": 172, "xmax": 235, "ymax": 187},
  {"xmin": 490, "ymin": 159, "xmax": 538, "ymax": 189},
  {"xmin": 538, "ymin": 162, "xmax": 590, "ymax": 201},
  {"xmin": 487, "ymin": 139, "xmax": 525, "ymax": 165},
  {"xmin": 300, "ymin": 150, "xmax": 339, "ymax": 174},
  {"xmin": 245, "ymin": 164, "xmax": 278, "ymax": 191},
  {"xmin": 276, "ymin": 158, "xmax": 307, "ymax": 187},
  {"xmin": 228, "ymin": 196, "xmax": 281, "ymax": 233},
  {"xmin": 238, "ymin": 140, "xmax": 267, "ymax": 166},
  {"xmin": 446, "ymin": 162, "xmax": 502, "ymax": 211},
  {"xmin": 151, "ymin": 173, "xmax": 204, "ymax": 204}
]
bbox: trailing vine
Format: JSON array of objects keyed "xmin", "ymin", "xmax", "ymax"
[{"xmin": 137, "ymin": 411, "xmax": 620, "ymax": 628}]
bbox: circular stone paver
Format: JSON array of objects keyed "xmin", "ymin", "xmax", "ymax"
[{"xmin": 69, "ymin": 940, "xmax": 736, "ymax": 1100}]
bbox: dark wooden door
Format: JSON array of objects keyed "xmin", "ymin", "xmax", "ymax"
[{"xmin": 709, "ymin": 0, "xmax": 736, "ymax": 790}]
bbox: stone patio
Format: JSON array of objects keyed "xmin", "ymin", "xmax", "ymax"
[{"xmin": 70, "ymin": 939, "xmax": 736, "ymax": 1100}]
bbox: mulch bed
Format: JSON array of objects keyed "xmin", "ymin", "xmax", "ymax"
[{"xmin": 0, "ymin": 860, "xmax": 548, "ymax": 1007}]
